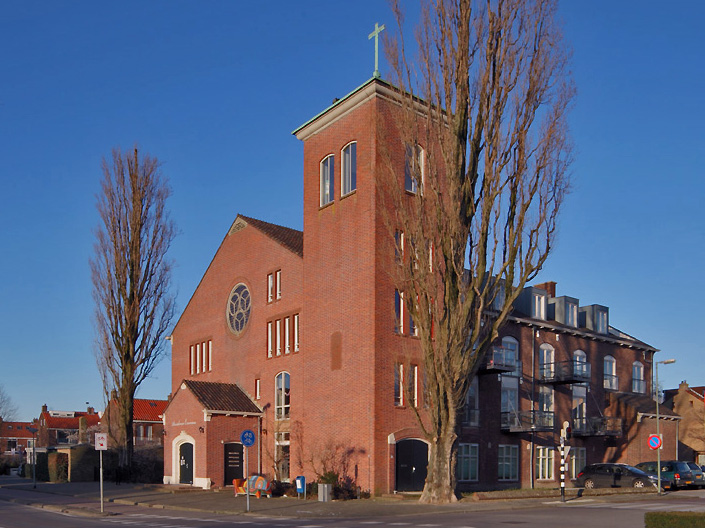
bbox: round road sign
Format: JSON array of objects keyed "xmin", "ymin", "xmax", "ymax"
[
  {"xmin": 648, "ymin": 434, "xmax": 662, "ymax": 450},
  {"xmin": 241, "ymin": 429, "xmax": 255, "ymax": 447}
]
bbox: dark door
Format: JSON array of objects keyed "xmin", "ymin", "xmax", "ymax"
[
  {"xmin": 395, "ymin": 439, "xmax": 428, "ymax": 492},
  {"xmin": 179, "ymin": 442, "xmax": 193, "ymax": 484},
  {"xmin": 224, "ymin": 442, "xmax": 244, "ymax": 485}
]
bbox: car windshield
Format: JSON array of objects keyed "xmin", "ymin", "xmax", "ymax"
[{"xmin": 687, "ymin": 463, "xmax": 700, "ymax": 471}]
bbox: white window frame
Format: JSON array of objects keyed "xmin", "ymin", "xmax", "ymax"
[
  {"xmin": 394, "ymin": 363, "xmax": 404, "ymax": 407},
  {"xmin": 395, "ymin": 290, "xmax": 405, "ymax": 334},
  {"xmin": 190, "ymin": 345, "xmax": 195, "ymax": 375},
  {"xmin": 539, "ymin": 385, "xmax": 554, "ymax": 413},
  {"xmin": 208, "ymin": 340, "xmax": 212, "ymax": 371},
  {"xmin": 405, "ymin": 144, "xmax": 424, "ymax": 194},
  {"xmin": 275, "ymin": 372, "xmax": 290, "ymax": 420},
  {"xmin": 539, "ymin": 344, "xmax": 554, "ymax": 380},
  {"xmin": 536, "ymin": 447, "xmax": 555, "ymax": 480},
  {"xmin": 597, "ymin": 310, "xmax": 608, "ymax": 334},
  {"xmin": 570, "ymin": 447, "xmax": 587, "ymax": 479},
  {"xmin": 255, "ymin": 379, "xmax": 261, "ymax": 400},
  {"xmin": 196, "ymin": 343, "xmax": 200, "ymax": 374},
  {"xmin": 341, "ymin": 141, "xmax": 357, "ymax": 196},
  {"xmin": 458, "ymin": 443, "xmax": 479, "ymax": 482},
  {"xmin": 320, "ymin": 154, "xmax": 334, "ymax": 206},
  {"xmin": 275, "ymin": 270, "xmax": 281, "ymax": 300},
  {"xmin": 293, "ymin": 314, "xmax": 300, "ymax": 352},
  {"xmin": 532, "ymin": 293, "xmax": 546, "ymax": 320},
  {"xmin": 267, "ymin": 273, "xmax": 274, "ymax": 303},
  {"xmin": 284, "ymin": 316, "xmax": 290, "ymax": 354},
  {"xmin": 632, "ymin": 361, "xmax": 645, "ymax": 393},
  {"xmin": 409, "ymin": 364, "xmax": 418, "ymax": 407},
  {"xmin": 275, "ymin": 431, "xmax": 291, "ymax": 482},
  {"xmin": 267, "ymin": 321, "xmax": 273, "ymax": 358},
  {"xmin": 498, "ymin": 444, "xmax": 519, "ymax": 481},
  {"xmin": 276, "ymin": 319, "xmax": 282, "ymax": 356},
  {"xmin": 566, "ymin": 302, "xmax": 578, "ymax": 327},
  {"xmin": 603, "ymin": 355, "xmax": 618, "ymax": 391}
]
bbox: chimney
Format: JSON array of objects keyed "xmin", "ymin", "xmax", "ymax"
[
  {"xmin": 78, "ymin": 416, "xmax": 87, "ymax": 443},
  {"xmin": 87, "ymin": 406, "xmax": 95, "ymax": 414},
  {"xmin": 41, "ymin": 404, "xmax": 48, "ymax": 414},
  {"xmin": 534, "ymin": 281, "xmax": 557, "ymax": 298}
]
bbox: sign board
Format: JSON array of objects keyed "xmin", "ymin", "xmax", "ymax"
[
  {"xmin": 95, "ymin": 433, "xmax": 108, "ymax": 451},
  {"xmin": 648, "ymin": 434, "xmax": 662, "ymax": 450},
  {"xmin": 241, "ymin": 429, "xmax": 255, "ymax": 447}
]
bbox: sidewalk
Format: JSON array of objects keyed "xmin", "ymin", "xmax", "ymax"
[{"xmin": 0, "ymin": 476, "xmax": 667, "ymax": 519}]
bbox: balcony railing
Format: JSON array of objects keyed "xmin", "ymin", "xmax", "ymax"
[
  {"xmin": 572, "ymin": 416, "xmax": 622, "ymax": 437},
  {"xmin": 479, "ymin": 346, "xmax": 520, "ymax": 374},
  {"xmin": 539, "ymin": 360, "xmax": 592, "ymax": 384},
  {"xmin": 632, "ymin": 379, "xmax": 647, "ymax": 394},
  {"xmin": 500, "ymin": 410, "xmax": 555, "ymax": 433},
  {"xmin": 603, "ymin": 374, "xmax": 619, "ymax": 391}
]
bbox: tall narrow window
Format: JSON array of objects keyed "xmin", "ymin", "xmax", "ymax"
[
  {"xmin": 394, "ymin": 231, "xmax": 405, "ymax": 264},
  {"xmin": 572, "ymin": 383, "xmax": 587, "ymax": 431},
  {"xmin": 596, "ymin": 310, "xmax": 608, "ymax": 334},
  {"xmin": 190, "ymin": 345, "xmax": 195, "ymax": 375},
  {"xmin": 255, "ymin": 379, "xmax": 261, "ymax": 400},
  {"xmin": 284, "ymin": 316, "xmax": 290, "ymax": 354},
  {"xmin": 276, "ymin": 270, "xmax": 282, "ymax": 300},
  {"xmin": 573, "ymin": 350, "xmax": 588, "ymax": 378},
  {"xmin": 394, "ymin": 363, "xmax": 404, "ymax": 406},
  {"xmin": 603, "ymin": 355, "xmax": 618, "ymax": 391},
  {"xmin": 570, "ymin": 447, "xmax": 587, "ymax": 479},
  {"xmin": 395, "ymin": 290, "xmax": 405, "ymax": 334},
  {"xmin": 267, "ymin": 322, "xmax": 273, "ymax": 358},
  {"xmin": 208, "ymin": 341, "xmax": 212, "ymax": 371},
  {"xmin": 293, "ymin": 314, "xmax": 300, "ymax": 352},
  {"xmin": 539, "ymin": 386, "xmax": 554, "ymax": 414},
  {"xmin": 535, "ymin": 447, "xmax": 555, "ymax": 480},
  {"xmin": 276, "ymin": 319, "xmax": 282, "ymax": 356},
  {"xmin": 201, "ymin": 341, "xmax": 207, "ymax": 373},
  {"xmin": 267, "ymin": 273, "xmax": 274, "ymax": 303},
  {"xmin": 408, "ymin": 365, "xmax": 418, "ymax": 407},
  {"xmin": 275, "ymin": 372, "xmax": 290, "ymax": 419},
  {"xmin": 341, "ymin": 142, "xmax": 357, "ymax": 196},
  {"xmin": 632, "ymin": 361, "xmax": 645, "ymax": 393},
  {"xmin": 566, "ymin": 302, "xmax": 578, "ymax": 327},
  {"xmin": 539, "ymin": 344, "xmax": 555, "ymax": 380},
  {"xmin": 532, "ymin": 293, "xmax": 546, "ymax": 320},
  {"xmin": 404, "ymin": 144, "xmax": 424, "ymax": 193},
  {"xmin": 320, "ymin": 155, "xmax": 334, "ymax": 206},
  {"xmin": 464, "ymin": 377, "xmax": 479, "ymax": 426},
  {"xmin": 196, "ymin": 343, "xmax": 200, "ymax": 374},
  {"xmin": 275, "ymin": 432, "xmax": 291, "ymax": 482},
  {"xmin": 498, "ymin": 445, "xmax": 519, "ymax": 481}
]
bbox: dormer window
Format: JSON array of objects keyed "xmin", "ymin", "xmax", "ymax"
[
  {"xmin": 320, "ymin": 155, "xmax": 334, "ymax": 206},
  {"xmin": 596, "ymin": 309, "xmax": 608, "ymax": 334},
  {"xmin": 532, "ymin": 293, "xmax": 546, "ymax": 320},
  {"xmin": 566, "ymin": 302, "xmax": 578, "ymax": 327}
]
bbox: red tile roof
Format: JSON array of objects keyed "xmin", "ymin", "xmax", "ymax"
[
  {"xmin": 133, "ymin": 399, "xmax": 168, "ymax": 422},
  {"xmin": 239, "ymin": 215, "xmax": 303, "ymax": 257},
  {"xmin": 41, "ymin": 411, "xmax": 101, "ymax": 430},
  {"xmin": 0, "ymin": 422, "xmax": 35, "ymax": 439},
  {"xmin": 182, "ymin": 380, "xmax": 262, "ymax": 415}
]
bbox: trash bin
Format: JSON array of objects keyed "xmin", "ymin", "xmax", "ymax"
[
  {"xmin": 296, "ymin": 476, "xmax": 306, "ymax": 498},
  {"xmin": 318, "ymin": 483, "xmax": 332, "ymax": 502}
]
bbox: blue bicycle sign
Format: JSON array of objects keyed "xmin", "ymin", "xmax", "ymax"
[{"xmin": 241, "ymin": 429, "xmax": 255, "ymax": 447}]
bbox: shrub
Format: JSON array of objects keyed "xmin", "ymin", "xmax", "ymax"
[
  {"xmin": 48, "ymin": 452, "xmax": 68, "ymax": 482},
  {"xmin": 645, "ymin": 511, "xmax": 705, "ymax": 528},
  {"xmin": 130, "ymin": 446, "xmax": 164, "ymax": 483}
]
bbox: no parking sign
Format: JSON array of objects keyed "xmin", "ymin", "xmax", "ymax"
[{"xmin": 648, "ymin": 434, "xmax": 662, "ymax": 450}]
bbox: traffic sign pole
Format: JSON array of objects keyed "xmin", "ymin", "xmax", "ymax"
[
  {"xmin": 240, "ymin": 430, "xmax": 255, "ymax": 513},
  {"xmin": 95, "ymin": 433, "xmax": 108, "ymax": 513}
]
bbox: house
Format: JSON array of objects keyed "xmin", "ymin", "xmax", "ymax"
[
  {"xmin": 37, "ymin": 404, "xmax": 101, "ymax": 448},
  {"xmin": 102, "ymin": 397, "xmax": 168, "ymax": 447},
  {"xmin": 162, "ymin": 76, "xmax": 674, "ymax": 492},
  {"xmin": 663, "ymin": 381, "xmax": 705, "ymax": 464},
  {"xmin": 0, "ymin": 421, "xmax": 36, "ymax": 456}
]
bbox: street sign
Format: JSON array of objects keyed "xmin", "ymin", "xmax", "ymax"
[
  {"xmin": 241, "ymin": 429, "xmax": 255, "ymax": 447},
  {"xmin": 95, "ymin": 433, "xmax": 108, "ymax": 451},
  {"xmin": 648, "ymin": 434, "xmax": 662, "ymax": 450}
]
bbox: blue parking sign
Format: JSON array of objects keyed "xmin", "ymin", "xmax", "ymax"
[{"xmin": 241, "ymin": 429, "xmax": 255, "ymax": 447}]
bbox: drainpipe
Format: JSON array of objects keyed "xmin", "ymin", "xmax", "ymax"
[
  {"xmin": 530, "ymin": 327, "xmax": 536, "ymax": 489},
  {"xmin": 258, "ymin": 416, "xmax": 262, "ymax": 474},
  {"xmin": 676, "ymin": 419, "xmax": 679, "ymax": 460}
]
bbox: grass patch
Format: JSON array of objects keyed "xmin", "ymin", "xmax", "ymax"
[{"xmin": 645, "ymin": 511, "xmax": 705, "ymax": 527}]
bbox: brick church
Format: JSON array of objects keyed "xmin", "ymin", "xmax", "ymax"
[{"xmin": 162, "ymin": 76, "xmax": 678, "ymax": 493}]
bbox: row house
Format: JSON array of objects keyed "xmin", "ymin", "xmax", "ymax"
[
  {"xmin": 162, "ymin": 76, "xmax": 674, "ymax": 493},
  {"xmin": 0, "ymin": 421, "xmax": 36, "ymax": 456},
  {"xmin": 102, "ymin": 397, "xmax": 168, "ymax": 448},
  {"xmin": 37, "ymin": 405, "xmax": 101, "ymax": 448}
]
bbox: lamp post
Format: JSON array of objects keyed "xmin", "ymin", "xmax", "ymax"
[
  {"xmin": 655, "ymin": 358, "xmax": 675, "ymax": 495},
  {"xmin": 26, "ymin": 426, "xmax": 38, "ymax": 489}
]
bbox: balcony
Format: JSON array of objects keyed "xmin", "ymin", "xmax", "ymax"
[
  {"xmin": 572, "ymin": 416, "xmax": 622, "ymax": 437},
  {"xmin": 500, "ymin": 410, "xmax": 555, "ymax": 433},
  {"xmin": 539, "ymin": 360, "xmax": 591, "ymax": 385},
  {"xmin": 603, "ymin": 374, "xmax": 619, "ymax": 392},
  {"xmin": 479, "ymin": 346, "xmax": 520, "ymax": 374},
  {"xmin": 632, "ymin": 379, "xmax": 647, "ymax": 394}
]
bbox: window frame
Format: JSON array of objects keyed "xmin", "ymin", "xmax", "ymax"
[
  {"xmin": 535, "ymin": 447, "xmax": 555, "ymax": 480},
  {"xmin": 404, "ymin": 143, "xmax": 425, "ymax": 194},
  {"xmin": 498, "ymin": 444, "xmax": 519, "ymax": 481},
  {"xmin": 570, "ymin": 447, "xmax": 587, "ymax": 479},
  {"xmin": 320, "ymin": 154, "xmax": 335, "ymax": 206},
  {"xmin": 394, "ymin": 363, "xmax": 404, "ymax": 407},
  {"xmin": 341, "ymin": 141, "xmax": 357, "ymax": 196},
  {"xmin": 458, "ymin": 443, "xmax": 479, "ymax": 482},
  {"xmin": 603, "ymin": 355, "xmax": 618, "ymax": 391},
  {"xmin": 632, "ymin": 361, "xmax": 645, "ymax": 393},
  {"xmin": 463, "ymin": 377, "xmax": 479, "ymax": 426},
  {"xmin": 275, "ymin": 372, "xmax": 291, "ymax": 420}
]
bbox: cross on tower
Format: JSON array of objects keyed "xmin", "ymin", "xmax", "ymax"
[{"xmin": 368, "ymin": 22, "xmax": 385, "ymax": 79}]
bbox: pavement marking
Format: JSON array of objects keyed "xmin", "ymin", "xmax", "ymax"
[{"xmin": 359, "ymin": 523, "xmax": 383, "ymax": 525}]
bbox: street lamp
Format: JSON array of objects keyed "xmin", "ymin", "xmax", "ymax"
[
  {"xmin": 26, "ymin": 426, "xmax": 38, "ymax": 489},
  {"xmin": 655, "ymin": 358, "xmax": 675, "ymax": 495}
]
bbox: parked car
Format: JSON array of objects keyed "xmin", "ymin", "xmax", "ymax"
[
  {"xmin": 686, "ymin": 462, "xmax": 705, "ymax": 488},
  {"xmin": 635, "ymin": 461, "xmax": 694, "ymax": 490},
  {"xmin": 575, "ymin": 463, "xmax": 666, "ymax": 489}
]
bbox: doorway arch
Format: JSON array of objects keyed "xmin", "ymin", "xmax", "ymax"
[{"xmin": 395, "ymin": 439, "xmax": 428, "ymax": 492}]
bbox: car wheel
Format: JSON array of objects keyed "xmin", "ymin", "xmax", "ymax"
[
  {"xmin": 632, "ymin": 479, "xmax": 646, "ymax": 488},
  {"xmin": 584, "ymin": 478, "xmax": 595, "ymax": 489}
]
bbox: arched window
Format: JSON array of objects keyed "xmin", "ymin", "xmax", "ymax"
[
  {"xmin": 341, "ymin": 142, "xmax": 357, "ymax": 196},
  {"xmin": 320, "ymin": 155, "xmax": 334, "ymax": 206},
  {"xmin": 603, "ymin": 356, "xmax": 618, "ymax": 391},
  {"xmin": 539, "ymin": 344, "xmax": 555, "ymax": 380},
  {"xmin": 632, "ymin": 361, "xmax": 645, "ymax": 393},
  {"xmin": 275, "ymin": 372, "xmax": 290, "ymax": 420}
]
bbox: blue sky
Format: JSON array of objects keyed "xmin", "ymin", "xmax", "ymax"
[{"xmin": 1, "ymin": 1, "xmax": 703, "ymax": 422}]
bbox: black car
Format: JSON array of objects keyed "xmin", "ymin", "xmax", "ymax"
[
  {"xmin": 575, "ymin": 463, "xmax": 665, "ymax": 489},
  {"xmin": 635, "ymin": 461, "xmax": 694, "ymax": 489}
]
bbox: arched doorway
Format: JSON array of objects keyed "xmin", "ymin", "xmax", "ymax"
[
  {"xmin": 179, "ymin": 442, "xmax": 194, "ymax": 484},
  {"xmin": 395, "ymin": 439, "xmax": 428, "ymax": 492}
]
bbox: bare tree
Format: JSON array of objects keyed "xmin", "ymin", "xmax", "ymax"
[
  {"xmin": 383, "ymin": 0, "xmax": 573, "ymax": 503},
  {"xmin": 91, "ymin": 147, "xmax": 176, "ymax": 475},
  {"xmin": 0, "ymin": 383, "xmax": 18, "ymax": 423}
]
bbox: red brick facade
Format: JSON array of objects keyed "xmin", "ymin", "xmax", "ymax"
[{"xmin": 163, "ymin": 78, "xmax": 674, "ymax": 492}]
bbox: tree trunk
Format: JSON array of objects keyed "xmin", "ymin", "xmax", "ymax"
[{"xmin": 420, "ymin": 431, "xmax": 458, "ymax": 503}]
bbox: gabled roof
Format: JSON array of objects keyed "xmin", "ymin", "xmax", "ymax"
[
  {"xmin": 182, "ymin": 380, "xmax": 262, "ymax": 415},
  {"xmin": 41, "ymin": 411, "xmax": 101, "ymax": 430},
  {"xmin": 230, "ymin": 215, "xmax": 303, "ymax": 257},
  {"xmin": 133, "ymin": 399, "xmax": 168, "ymax": 422},
  {"xmin": 0, "ymin": 422, "xmax": 35, "ymax": 439}
]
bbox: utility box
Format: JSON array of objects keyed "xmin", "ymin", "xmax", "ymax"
[
  {"xmin": 296, "ymin": 476, "xmax": 306, "ymax": 496},
  {"xmin": 318, "ymin": 483, "xmax": 332, "ymax": 502}
]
